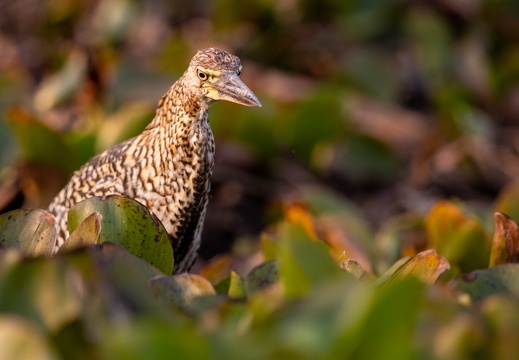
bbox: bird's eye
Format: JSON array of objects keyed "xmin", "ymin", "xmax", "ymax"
[
  {"xmin": 197, "ymin": 69, "xmax": 208, "ymax": 81},
  {"xmin": 237, "ymin": 66, "xmax": 242, "ymax": 77}
]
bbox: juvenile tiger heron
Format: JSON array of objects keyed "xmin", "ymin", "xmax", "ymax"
[{"xmin": 48, "ymin": 48, "xmax": 261, "ymax": 272}]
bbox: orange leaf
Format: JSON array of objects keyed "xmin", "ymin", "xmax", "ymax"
[
  {"xmin": 386, "ymin": 249, "xmax": 450, "ymax": 284},
  {"xmin": 489, "ymin": 212, "xmax": 519, "ymax": 267}
]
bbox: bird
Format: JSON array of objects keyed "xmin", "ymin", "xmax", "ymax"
[{"xmin": 48, "ymin": 48, "xmax": 261, "ymax": 273}]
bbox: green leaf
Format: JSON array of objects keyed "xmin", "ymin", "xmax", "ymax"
[
  {"xmin": 245, "ymin": 260, "xmax": 280, "ymax": 296},
  {"xmin": 0, "ymin": 209, "xmax": 56, "ymax": 257},
  {"xmin": 339, "ymin": 259, "xmax": 365, "ymax": 279},
  {"xmin": 228, "ymin": 271, "xmax": 246, "ymax": 299},
  {"xmin": 6, "ymin": 108, "xmax": 78, "ymax": 173},
  {"xmin": 101, "ymin": 319, "xmax": 209, "ymax": 360},
  {"xmin": 451, "ymin": 264, "xmax": 519, "ymax": 303},
  {"xmin": 149, "ymin": 274, "xmax": 216, "ymax": 309},
  {"xmin": 58, "ymin": 212, "xmax": 102, "ymax": 254},
  {"xmin": 425, "ymin": 201, "xmax": 490, "ymax": 273},
  {"xmin": 278, "ymin": 222, "xmax": 346, "ymax": 299},
  {"xmin": 68, "ymin": 195, "xmax": 174, "ymax": 275},
  {"xmin": 334, "ymin": 278, "xmax": 424, "ymax": 359}
]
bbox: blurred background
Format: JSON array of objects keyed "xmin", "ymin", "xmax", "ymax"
[{"xmin": 1, "ymin": 0, "xmax": 519, "ymax": 273}]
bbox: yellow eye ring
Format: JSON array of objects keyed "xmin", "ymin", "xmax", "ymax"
[{"xmin": 197, "ymin": 69, "xmax": 208, "ymax": 81}]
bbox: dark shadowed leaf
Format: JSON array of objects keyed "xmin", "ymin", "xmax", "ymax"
[
  {"xmin": 451, "ymin": 264, "xmax": 519, "ymax": 303},
  {"xmin": 0, "ymin": 209, "xmax": 56, "ymax": 257},
  {"xmin": 68, "ymin": 195, "xmax": 174, "ymax": 274},
  {"xmin": 489, "ymin": 212, "xmax": 519, "ymax": 267},
  {"xmin": 245, "ymin": 260, "xmax": 280, "ymax": 296}
]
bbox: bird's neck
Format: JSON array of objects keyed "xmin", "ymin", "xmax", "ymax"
[
  {"xmin": 144, "ymin": 76, "xmax": 214, "ymax": 162},
  {"xmin": 146, "ymin": 76, "xmax": 211, "ymax": 138}
]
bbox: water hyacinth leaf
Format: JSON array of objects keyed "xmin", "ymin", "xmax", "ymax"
[
  {"xmin": 451, "ymin": 264, "xmax": 519, "ymax": 303},
  {"xmin": 383, "ymin": 249, "xmax": 450, "ymax": 285},
  {"xmin": 87, "ymin": 243, "xmax": 165, "ymax": 316},
  {"xmin": 0, "ymin": 315, "xmax": 58, "ymax": 360},
  {"xmin": 149, "ymin": 274, "xmax": 216, "ymax": 309},
  {"xmin": 334, "ymin": 278, "xmax": 424, "ymax": 359},
  {"xmin": 279, "ymin": 222, "xmax": 346, "ymax": 299},
  {"xmin": 0, "ymin": 209, "xmax": 56, "ymax": 257},
  {"xmin": 489, "ymin": 212, "xmax": 519, "ymax": 267},
  {"xmin": 58, "ymin": 212, "xmax": 103, "ymax": 254},
  {"xmin": 245, "ymin": 260, "xmax": 280, "ymax": 296},
  {"xmin": 68, "ymin": 195, "xmax": 174, "ymax": 275},
  {"xmin": 0, "ymin": 256, "xmax": 82, "ymax": 332},
  {"xmin": 425, "ymin": 201, "xmax": 490, "ymax": 273}
]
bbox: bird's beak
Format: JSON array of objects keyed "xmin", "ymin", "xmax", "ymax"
[{"xmin": 205, "ymin": 72, "xmax": 262, "ymax": 107}]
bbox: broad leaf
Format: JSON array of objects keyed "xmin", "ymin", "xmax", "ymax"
[
  {"xmin": 0, "ymin": 209, "xmax": 56, "ymax": 257},
  {"xmin": 451, "ymin": 264, "xmax": 519, "ymax": 303},
  {"xmin": 68, "ymin": 195, "xmax": 174, "ymax": 274},
  {"xmin": 149, "ymin": 274, "xmax": 216, "ymax": 309},
  {"xmin": 382, "ymin": 249, "xmax": 450, "ymax": 285},
  {"xmin": 425, "ymin": 201, "xmax": 490, "ymax": 272}
]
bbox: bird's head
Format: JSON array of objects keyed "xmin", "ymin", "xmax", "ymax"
[{"xmin": 187, "ymin": 48, "xmax": 261, "ymax": 108}]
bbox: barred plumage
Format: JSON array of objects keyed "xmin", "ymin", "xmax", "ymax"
[{"xmin": 48, "ymin": 48, "xmax": 261, "ymax": 273}]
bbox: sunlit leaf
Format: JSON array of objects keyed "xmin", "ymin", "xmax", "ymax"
[
  {"xmin": 425, "ymin": 201, "xmax": 490, "ymax": 273},
  {"xmin": 149, "ymin": 274, "xmax": 216, "ymax": 309},
  {"xmin": 339, "ymin": 259, "xmax": 365, "ymax": 279},
  {"xmin": 382, "ymin": 249, "xmax": 450, "ymax": 285},
  {"xmin": 489, "ymin": 212, "xmax": 519, "ymax": 267},
  {"xmin": 0, "ymin": 209, "xmax": 56, "ymax": 257},
  {"xmin": 0, "ymin": 315, "xmax": 58, "ymax": 360},
  {"xmin": 58, "ymin": 212, "xmax": 102, "ymax": 254},
  {"xmin": 228, "ymin": 271, "xmax": 246, "ymax": 299},
  {"xmin": 68, "ymin": 195, "xmax": 174, "ymax": 275}
]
